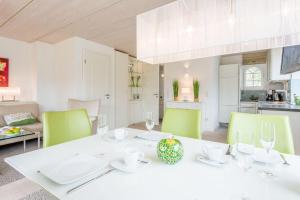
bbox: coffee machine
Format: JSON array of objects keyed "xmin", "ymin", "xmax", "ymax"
[
  {"xmin": 266, "ymin": 89, "xmax": 287, "ymax": 102},
  {"xmin": 266, "ymin": 90, "xmax": 273, "ymax": 101}
]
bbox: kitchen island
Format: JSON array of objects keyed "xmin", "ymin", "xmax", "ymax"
[{"xmin": 258, "ymin": 101, "xmax": 300, "ymax": 154}]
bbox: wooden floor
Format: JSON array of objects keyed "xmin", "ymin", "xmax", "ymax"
[{"xmin": 128, "ymin": 122, "xmax": 227, "ymax": 143}]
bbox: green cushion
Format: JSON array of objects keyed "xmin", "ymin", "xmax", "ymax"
[
  {"xmin": 228, "ymin": 112, "xmax": 295, "ymax": 154},
  {"xmin": 10, "ymin": 118, "xmax": 36, "ymax": 126},
  {"xmin": 4, "ymin": 112, "xmax": 36, "ymax": 126},
  {"xmin": 161, "ymin": 108, "xmax": 202, "ymax": 139}
]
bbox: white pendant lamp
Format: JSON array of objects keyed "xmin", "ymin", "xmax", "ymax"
[{"xmin": 137, "ymin": 0, "xmax": 300, "ymax": 64}]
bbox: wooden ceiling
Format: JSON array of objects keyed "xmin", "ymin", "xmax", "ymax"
[{"xmin": 0, "ymin": 0, "xmax": 174, "ymax": 56}]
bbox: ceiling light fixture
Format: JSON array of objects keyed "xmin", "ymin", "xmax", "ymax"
[{"xmin": 137, "ymin": 0, "xmax": 300, "ymax": 64}]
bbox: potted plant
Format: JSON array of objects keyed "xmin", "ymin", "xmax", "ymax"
[
  {"xmin": 130, "ymin": 76, "xmax": 135, "ymax": 87},
  {"xmin": 193, "ymin": 79, "xmax": 200, "ymax": 102},
  {"xmin": 136, "ymin": 75, "xmax": 141, "ymax": 87},
  {"xmin": 173, "ymin": 80, "xmax": 179, "ymax": 101}
]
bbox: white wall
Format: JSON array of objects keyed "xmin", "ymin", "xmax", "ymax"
[
  {"xmin": 0, "ymin": 36, "xmax": 35, "ymax": 101},
  {"xmin": 32, "ymin": 42, "xmax": 56, "ymax": 112},
  {"xmin": 164, "ymin": 57, "xmax": 220, "ymax": 132}
]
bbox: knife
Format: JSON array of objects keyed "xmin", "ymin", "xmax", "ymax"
[{"xmin": 66, "ymin": 168, "xmax": 115, "ymax": 194}]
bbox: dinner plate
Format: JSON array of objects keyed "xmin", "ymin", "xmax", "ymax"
[
  {"xmin": 195, "ymin": 154, "xmax": 226, "ymax": 167},
  {"xmin": 39, "ymin": 154, "xmax": 108, "ymax": 185},
  {"xmin": 135, "ymin": 132, "xmax": 172, "ymax": 141}
]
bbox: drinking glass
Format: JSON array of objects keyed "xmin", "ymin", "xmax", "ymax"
[
  {"xmin": 260, "ymin": 122, "xmax": 276, "ymax": 176},
  {"xmin": 235, "ymin": 131, "xmax": 255, "ymax": 200},
  {"xmin": 98, "ymin": 114, "xmax": 108, "ymax": 135},
  {"xmin": 145, "ymin": 112, "xmax": 155, "ymax": 133}
]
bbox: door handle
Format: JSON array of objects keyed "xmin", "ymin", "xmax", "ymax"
[{"xmin": 105, "ymin": 94, "xmax": 110, "ymax": 99}]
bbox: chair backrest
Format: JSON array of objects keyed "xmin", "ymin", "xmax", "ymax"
[
  {"xmin": 161, "ymin": 108, "xmax": 201, "ymax": 139},
  {"xmin": 228, "ymin": 112, "xmax": 295, "ymax": 154},
  {"xmin": 68, "ymin": 99, "xmax": 100, "ymax": 118},
  {"xmin": 43, "ymin": 109, "xmax": 92, "ymax": 147}
]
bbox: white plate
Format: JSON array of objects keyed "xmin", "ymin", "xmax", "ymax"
[
  {"xmin": 135, "ymin": 132, "xmax": 172, "ymax": 141},
  {"xmin": 195, "ymin": 154, "xmax": 226, "ymax": 167},
  {"xmin": 110, "ymin": 160, "xmax": 140, "ymax": 173},
  {"xmin": 39, "ymin": 154, "xmax": 108, "ymax": 185},
  {"xmin": 252, "ymin": 150, "xmax": 281, "ymax": 165}
]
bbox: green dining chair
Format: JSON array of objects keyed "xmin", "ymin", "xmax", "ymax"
[
  {"xmin": 228, "ymin": 112, "xmax": 294, "ymax": 154},
  {"xmin": 161, "ymin": 108, "xmax": 202, "ymax": 139},
  {"xmin": 43, "ymin": 109, "xmax": 92, "ymax": 148}
]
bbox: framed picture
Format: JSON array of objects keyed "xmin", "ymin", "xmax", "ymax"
[{"xmin": 0, "ymin": 58, "xmax": 9, "ymax": 87}]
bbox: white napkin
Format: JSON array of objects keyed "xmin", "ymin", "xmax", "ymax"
[{"xmin": 136, "ymin": 131, "xmax": 172, "ymax": 141}]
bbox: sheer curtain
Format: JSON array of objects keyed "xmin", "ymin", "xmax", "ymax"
[{"xmin": 137, "ymin": 0, "xmax": 300, "ymax": 64}]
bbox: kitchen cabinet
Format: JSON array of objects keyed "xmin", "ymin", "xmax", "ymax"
[
  {"xmin": 239, "ymin": 102, "xmax": 257, "ymax": 114},
  {"xmin": 219, "ymin": 64, "xmax": 239, "ymax": 123},
  {"xmin": 268, "ymin": 48, "xmax": 291, "ymax": 81},
  {"xmin": 129, "ymin": 100, "xmax": 144, "ymax": 124},
  {"xmin": 260, "ymin": 110, "xmax": 300, "ymax": 154}
]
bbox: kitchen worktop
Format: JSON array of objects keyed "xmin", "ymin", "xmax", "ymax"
[{"xmin": 258, "ymin": 101, "xmax": 300, "ymax": 112}]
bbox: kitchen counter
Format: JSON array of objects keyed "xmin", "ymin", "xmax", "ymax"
[{"xmin": 258, "ymin": 101, "xmax": 300, "ymax": 112}]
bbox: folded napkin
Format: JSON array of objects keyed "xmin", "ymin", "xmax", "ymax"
[
  {"xmin": 136, "ymin": 132, "xmax": 172, "ymax": 141},
  {"xmin": 253, "ymin": 149, "xmax": 281, "ymax": 164}
]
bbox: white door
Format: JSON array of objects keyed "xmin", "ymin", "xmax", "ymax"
[
  {"xmin": 142, "ymin": 62, "xmax": 159, "ymax": 125},
  {"xmin": 83, "ymin": 50, "xmax": 114, "ymax": 129}
]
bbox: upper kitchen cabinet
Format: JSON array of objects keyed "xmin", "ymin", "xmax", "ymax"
[{"xmin": 268, "ymin": 48, "xmax": 291, "ymax": 81}]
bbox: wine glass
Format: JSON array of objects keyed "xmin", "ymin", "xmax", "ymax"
[
  {"xmin": 98, "ymin": 114, "xmax": 108, "ymax": 135},
  {"xmin": 260, "ymin": 122, "xmax": 276, "ymax": 176},
  {"xmin": 235, "ymin": 131, "xmax": 255, "ymax": 200},
  {"xmin": 145, "ymin": 112, "xmax": 155, "ymax": 133}
]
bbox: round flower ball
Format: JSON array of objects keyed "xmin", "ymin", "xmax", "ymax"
[{"xmin": 157, "ymin": 137, "xmax": 184, "ymax": 164}]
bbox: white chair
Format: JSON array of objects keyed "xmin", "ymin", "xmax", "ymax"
[{"xmin": 68, "ymin": 99, "xmax": 100, "ymax": 134}]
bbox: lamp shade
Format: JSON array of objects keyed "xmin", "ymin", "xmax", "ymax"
[
  {"xmin": 137, "ymin": 0, "xmax": 300, "ymax": 64},
  {"xmin": 0, "ymin": 87, "xmax": 21, "ymax": 96}
]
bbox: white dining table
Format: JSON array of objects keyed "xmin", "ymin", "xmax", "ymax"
[{"xmin": 5, "ymin": 128, "xmax": 300, "ymax": 200}]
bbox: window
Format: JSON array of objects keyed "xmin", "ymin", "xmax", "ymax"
[{"xmin": 244, "ymin": 67, "xmax": 262, "ymax": 87}]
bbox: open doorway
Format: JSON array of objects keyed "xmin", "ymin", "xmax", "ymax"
[{"xmin": 159, "ymin": 65, "xmax": 165, "ymax": 123}]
